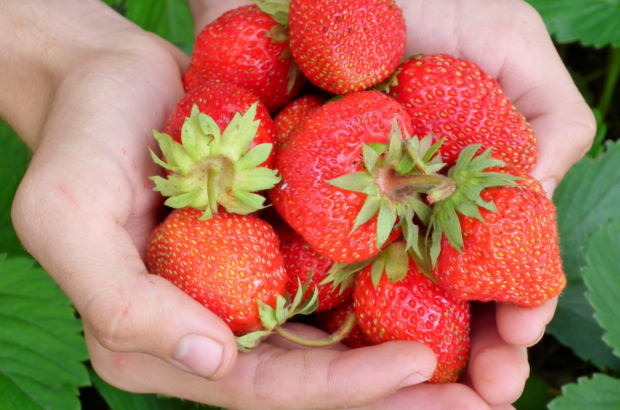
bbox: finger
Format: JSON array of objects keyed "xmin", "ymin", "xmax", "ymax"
[
  {"xmin": 496, "ymin": 297, "xmax": 558, "ymax": 347},
  {"xmin": 88, "ymin": 336, "xmax": 437, "ymax": 410},
  {"xmin": 465, "ymin": 303, "xmax": 529, "ymax": 406}
]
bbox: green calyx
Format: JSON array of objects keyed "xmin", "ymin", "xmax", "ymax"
[
  {"xmin": 365, "ymin": 240, "xmax": 438, "ymax": 287},
  {"xmin": 149, "ymin": 103, "xmax": 280, "ymax": 220},
  {"xmin": 235, "ymin": 276, "xmax": 321, "ymax": 352},
  {"xmin": 373, "ymin": 54, "xmax": 423, "ymax": 93},
  {"xmin": 326, "ymin": 118, "xmax": 453, "ymax": 255},
  {"xmin": 320, "ymin": 259, "xmax": 376, "ymax": 294},
  {"xmin": 264, "ymin": 23, "xmax": 300, "ymax": 94},
  {"xmin": 428, "ymin": 144, "xmax": 522, "ymax": 265},
  {"xmin": 253, "ymin": 0, "xmax": 291, "ymax": 26}
]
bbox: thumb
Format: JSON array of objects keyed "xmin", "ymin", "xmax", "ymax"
[
  {"xmin": 12, "ymin": 175, "xmax": 238, "ymax": 381},
  {"xmin": 81, "ymin": 269, "xmax": 239, "ymax": 380}
]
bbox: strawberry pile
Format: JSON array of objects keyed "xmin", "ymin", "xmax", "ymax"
[{"xmin": 145, "ymin": 0, "xmax": 565, "ymax": 384}]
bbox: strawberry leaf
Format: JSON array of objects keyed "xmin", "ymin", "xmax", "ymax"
[
  {"xmin": 549, "ymin": 140, "xmax": 620, "ymax": 369},
  {"xmin": 526, "ymin": 0, "xmax": 620, "ymax": 48},
  {"xmin": 0, "ymin": 256, "xmax": 89, "ymax": 410},
  {"xmin": 548, "ymin": 374, "xmax": 620, "ymax": 410},
  {"xmin": 583, "ymin": 220, "xmax": 620, "ymax": 356},
  {"xmin": 0, "ymin": 121, "xmax": 30, "ymax": 257},
  {"xmin": 124, "ymin": 0, "xmax": 194, "ymax": 47}
]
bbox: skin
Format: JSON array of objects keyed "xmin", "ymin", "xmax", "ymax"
[{"xmin": 1, "ymin": 0, "xmax": 594, "ymax": 409}]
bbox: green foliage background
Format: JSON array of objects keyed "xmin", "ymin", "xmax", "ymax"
[{"xmin": 1, "ymin": 0, "xmax": 620, "ymax": 409}]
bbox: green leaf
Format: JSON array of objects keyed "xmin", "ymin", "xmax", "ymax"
[
  {"xmin": 91, "ymin": 369, "xmax": 224, "ymax": 410},
  {"xmin": 526, "ymin": 0, "xmax": 620, "ymax": 48},
  {"xmin": 513, "ymin": 374, "xmax": 553, "ymax": 410},
  {"xmin": 548, "ymin": 374, "xmax": 620, "ymax": 410},
  {"xmin": 0, "ymin": 256, "xmax": 90, "ymax": 410},
  {"xmin": 548, "ymin": 140, "xmax": 620, "ymax": 369},
  {"xmin": 124, "ymin": 0, "xmax": 194, "ymax": 47},
  {"xmin": 549, "ymin": 281, "xmax": 620, "ymax": 369},
  {"xmin": 583, "ymin": 221, "xmax": 620, "ymax": 356},
  {"xmin": 0, "ymin": 120, "xmax": 31, "ymax": 257}
]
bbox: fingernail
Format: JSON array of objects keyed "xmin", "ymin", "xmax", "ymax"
[
  {"xmin": 399, "ymin": 372, "xmax": 431, "ymax": 388},
  {"xmin": 173, "ymin": 334, "xmax": 224, "ymax": 378},
  {"xmin": 542, "ymin": 179, "xmax": 557, "ymax": 199}
]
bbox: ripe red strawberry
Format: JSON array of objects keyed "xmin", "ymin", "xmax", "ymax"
[
  {"xmin": 183, "ymin": 5, "xmax": 305, "ymax": 113},
  {"xmin": 353, "ymin": 243, "xmax": 471, "ymax": 384},
  {"xmin": 277, "ymin": 224, "xmax": 355, "ymax": 312},
  {"xmin": 270, "ymin": 91, "xmax": 424, "ymax": 264},
  {"xmin": 146, "ymin": 208, "xmax": 288, "ymax": 335},
  {"xmin": 383, "ymin": 54, "xmax": 537, "ymax": 170},
  {"xmin": 285, "ymin": 0, "xmax": 407, "ymax": 94},
  {"xmin": 163, "ymin": 81, "xmax": 276, "ymax": 169},
  {"xmin": 149, "ymin": 82, "xmax": 281, "ymax": 219},
  {"xmin": 431, "ymin": 148, "xmax": 565, "ymax": 307},
  {"xmin": 273, "ymin": 95, "xmax": 326, "ymax": 148},
  {"xmin": 316, "ymin": 300, "xmax": 374, "ymax": 349}
]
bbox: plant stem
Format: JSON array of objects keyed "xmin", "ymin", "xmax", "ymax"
[
  {"xmin": 597, "ymin": 46, "xmax": 620, "ymax": 120},
  {"xmin": 273, "ymin": 312, "xmax": 357, "ymax": 347}
]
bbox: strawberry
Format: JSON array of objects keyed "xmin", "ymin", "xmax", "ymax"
[
  {"xmin": 277, "ymin": 223, "xmax": 364, "ymax": 312},
  {"xmin": 353, "ymin": 242, "xmax": 471, "ymax": 384},
  {"xmin": 146, "ymin": 208, "xmax": 288, "ymax": 335},
  {"xmin": 183, "ymin": 5, "xmax": 304, "ymax": 113},
  {"xmin": 316, "ymin": 300, "xmax": 374, "ymax": 349},
  {"xmin": 382, "ymin": 54, "xmax": 537, "ymax": 170},
  {"xmin": 254, "ymin": 0, "xmax": 406, "ymax": 94},
  {"xmin": 429, "ymin": 146, "xmax": 565, "ymax": 307},
  {"xmin": 149, "ymin": 83, "xmax": 281, "ymax": 220},
  {"xmin": 163, "ymin": 81, "xmax": 276, "ymax": 169},
  {"xmin": 273, "ymin": 95, "xmax": 326, "ymax": 148},
  {"xmin": 270, "ymin": 91, "xmax": 450, "ymax": 263}
]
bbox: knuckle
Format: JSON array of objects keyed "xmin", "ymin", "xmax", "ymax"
[
  {"xmin": 569, "ymin": 102, "xmax": 598, "ymax": 157},
  {"xmin": 82, "ymin": 290, "xmax": 137, "ymax": 353}
]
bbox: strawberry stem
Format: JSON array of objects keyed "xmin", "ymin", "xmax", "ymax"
[
  {"xmin": 377, "ymin": 168, "xmax": 455, "ymax": 204},
  {"xmin": 273, "ymin": 312, "xmax": 357, "ymax": 347}
]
